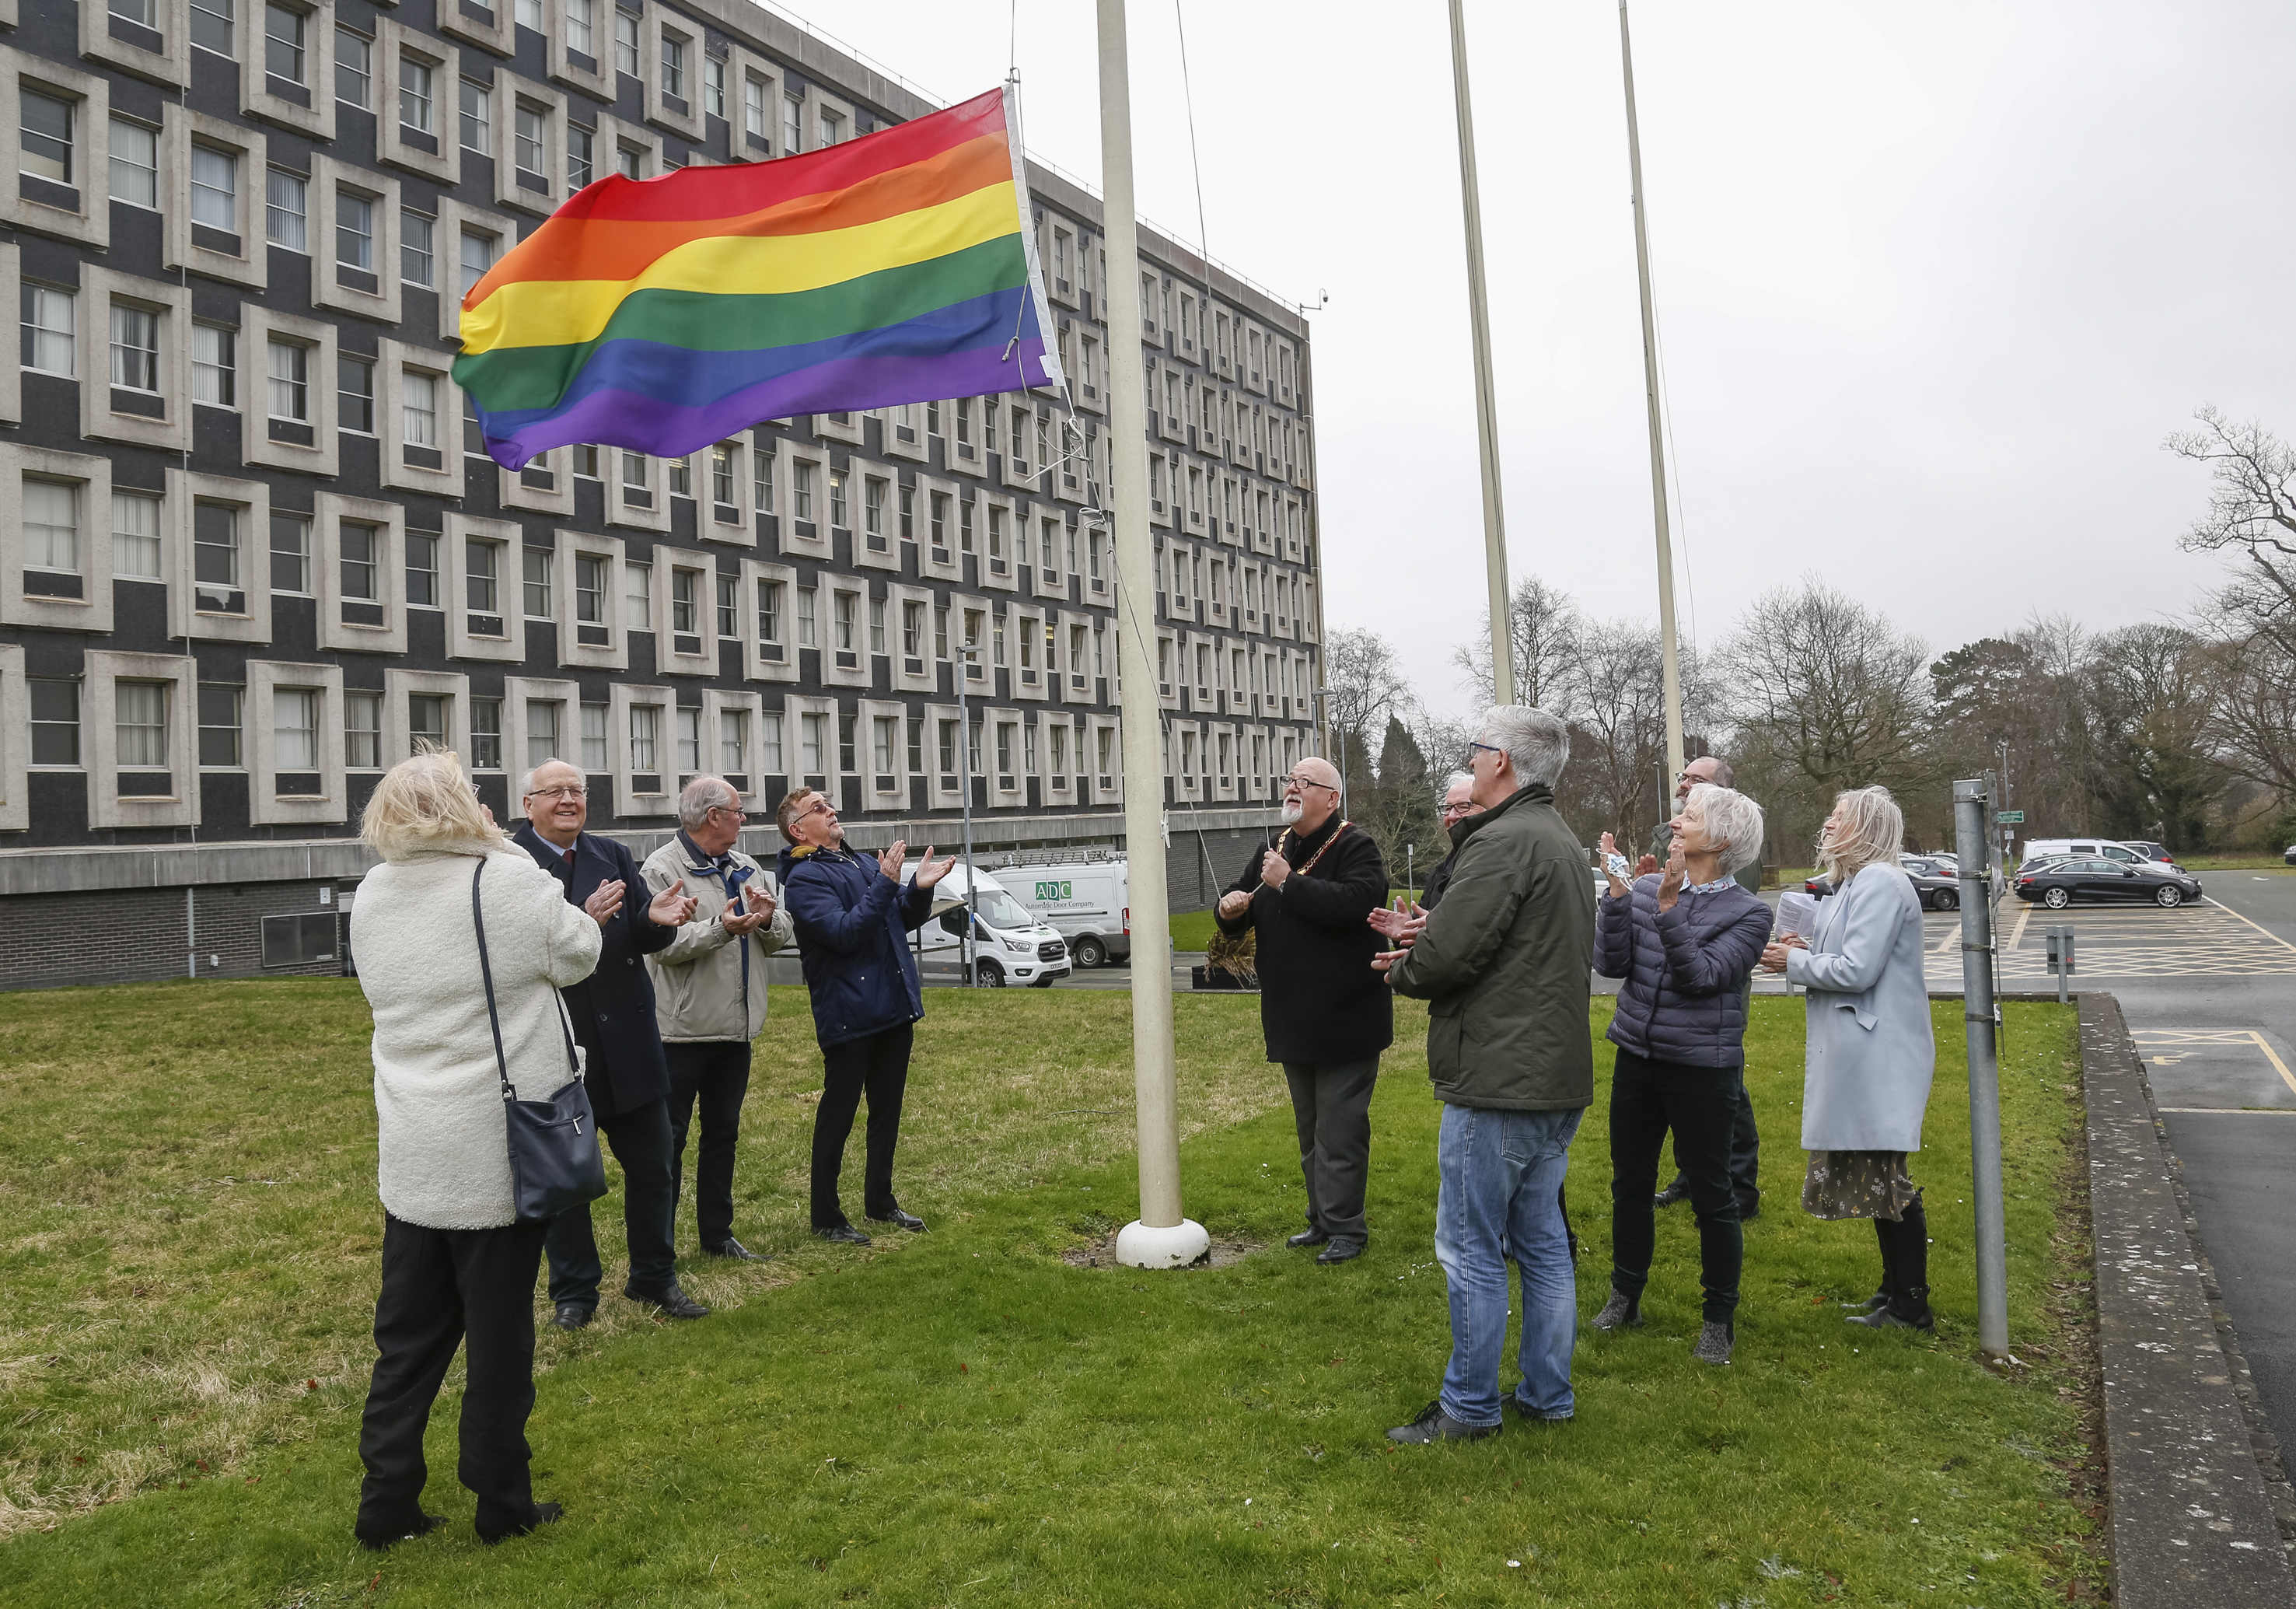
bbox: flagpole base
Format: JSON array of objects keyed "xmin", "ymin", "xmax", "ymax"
[{"xmin": 1114, "ymin": 1219, "xmax": 1210, "ymax": 1271}]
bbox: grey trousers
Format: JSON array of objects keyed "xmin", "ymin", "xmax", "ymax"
[{"xmin": 1282, "ymin": 1057, "xmax": 1381, "ymax": 1243}]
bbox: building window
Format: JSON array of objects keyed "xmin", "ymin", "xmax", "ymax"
[
  {"xmin": 565, "ymin": 0, "xmax": 595, "ymax": 58},
  {"xmin": 19, "ymin": 90, "xmax": 74, "ymax": 186},
  {"xmin": 514, "ymin": 105, "xmax": 546, "ymax": 181},
  {"xmin": 266, "ymin": 169, "xmax": 308, "ymax": 251},
  {"xmin": 23, "ymin": 480, "xmax": 79, "ymax": 582},
  {"xmin": 832, "ymin": 589, "xmax": 854, "ymax": 652},
  {"xmin": 661, "ymin": 34, "xmax": 686, "ymax": 100},
  {"xmin": 407, "ymin": 693, "xmax": 446, "ymax": 755},
  {"xmin": 30, "ymin": 680, "xmax": 80, "ymax": 766},
  {"xmin": 613, "ymin": 8, "xmax": 639, "ymax": 77},
  {"xmin": 902, "ymin": 599, "xmax": 924, "ymax": 656},
  {"xmin": 567, "ymin": 124, "xmax": 594, "ymax": 189},
  {"xmin": 338, "ymin": 354, "xmax": 373, "ymax": 431},
  {"xmin": 574, "ymin": 554, "xmax": 607, "ymax": 624},
  {"xmin": 620, "ymin": 451, "xmax": 648, "ymax": 494},
  {"xmin": 616, "ymin": 143, "xmax": 641, "ymax": 180},
  {"xmin": 460, "ymin": 229, "xmax": 496, "ymax": 296},
  {"xmin": 113, "ymin": 491, "xmax": 163, "ymax": 579},
  {"xmin": 781, "ymin": 93, "xmax": 801, "ymax": 154},
  {"xmin": 868, "ymin": 593, "xmax": 886, "ymax": 653},
  {"xmin": 760, "ymin": 710, "xmax": 783, "ymax": 772},
  {"xmin": 109, "ymin": 119, "xmax": 159, "ymax": 208},
  {"xmin": 399, "ymin": 58, "xmax": 435, "ymax": 135},
  {"xmin": 117, "ymin": 681, "xmax": 171, "ymax": 771},
  {"xmin": 829, "ymin": 469, "xmax": 847, "ymax": 529},
  {"xmin": 715, "ymin": 572, "xmax": 737, "ymax": 638},
  {"xmin": 624, "ymin": 559, "xmax": 652, "ymax": 626},
  {"xmin": 198, "ymin": 684, "xmax": 243, "ymax": 767},
  {"xmin": 402, "ymin": 370, "xmax": 439, "ymax": 447},
  {"xmin": 341, "ymin": 521, "xmax": 378, "ymax": 600},
  {"xmin": 191, "ymin": 323, "xmax": 235, "ymax": 406},
  {"xmin": 795, "ymin": 585, "xmax": 815, "ymax": 647},
  {"xmin": 872, "ymin": 715, "xmax": 894, "ymax": 775},
  {"xmin": 458, "ymin": 79, "xmax": 490, "ymax": 153},
  {"xmin": 470, "ymin": 697, "xmax": 501, "ymax": 770},
  {"xmin": 718, "ymin": 705, "xmax": 746, "ymax": 772},
  {"xmin": 743, "ymin": 75, "xmax": 766, "ymax": 142},
  {"xmin": 799, "ymin": 711, "xmax": 824, "ymax": 775},
  {"xmin": 336, "ymin": 26, "xmax": 371, "ymax": 107},
  {"xmin": 191, "ymin": 0, "xmax": 236, "ymax": 56},
  {"xmin": 270, "ymin": 512, "xmax": 310, "ymax": 592},
  {"xmin": 110, "ymin": 304, "xmax": 161, "ymax": 393},
  {"xmin": 523, "ymin": 697, "xmax": 560, "ymax": 768},
  {"xmin": 266, "ymin": 339, "xmax": 309, "ymax": 421},
  {"xmin": 401, "ymin": 211, "xmax": 434, "ymax": 286},
  {"xmin": 345, "ymin": 690, "xmax": 381, "ymax": 767},
  {"xmin": 670, "ymin": 567, "xmax": 698, "ymax": 635},
  {"xmin": 755, "ymin": 578, "xmax": 781, "ymax": 642},
  {"xmin": 675, "ymin": 705, "xmax": 700, "ymax": 773},
  {"xmin": 190, "ymin": 145, "xmax": 237, "ymax": 233},
  {"xmin": 22, "ymin": 285, "xmax": 75, "ymax": 378},
  {"xmin": 628, "ymin": 703, "xmax": 657, "ymax": 771},
  {"xmin": 818, "ymin": 107, "xmax": 841, "ymax": 147},
  {"xmin": 465, "ymin": 538, "xmax": 498, "ymax": 613},
  {"xmin": 579, "ymin": 700, "xmax": 607, "ymax": 770},
  {"xmin": 704, "ymin": 55, "xmax": 725, "ymax": 119},
  {"xmin": 710, "ymin": 442, "xmax": 735, "ymax": 506},
  {"xmin": 264, "ymin": 3, "xmax": 307, "ymax": 85},
  {"xmin": 405, "ymin": 530, "xmax": 438, "ymax": 606},
  {"xmin": 793, "ymin": 460, "xmax": 815, "ymax": 521},
  {"xmin": 274, "ymin": 687, "xmax": 318, "ymax": 770},
  {"xmin": 522, "ymin": 547, "xmax": 550, "ymax": 617},
  {"xmin": 336, "ymin": 191, "xmax": 374, "ymax": 270}
]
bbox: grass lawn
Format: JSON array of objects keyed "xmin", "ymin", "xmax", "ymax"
[
  {"xmin": 1172, "ymin": 892, "xmax": 1426, "ymax": 951},
  {"xmin": 0, "ymin": 981, "xmax": 2102, "ymax": 1606}
]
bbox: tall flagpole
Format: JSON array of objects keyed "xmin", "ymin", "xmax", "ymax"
[
  {"xmin": 1097, "ymin": 0, "xmax": 1207, "ymax": 1271},
  {"xmin": 1619, "ymin": 0, "xmax": 1686, "ymax": 782},
  {"xmin": 1447, "ymin": 0, "xmax": 1515, "ymax": 707}
]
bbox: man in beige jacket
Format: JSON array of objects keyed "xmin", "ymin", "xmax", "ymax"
[{"xmin": 641, "ymin": 775, "xmax": 797, "ymax": 1262}]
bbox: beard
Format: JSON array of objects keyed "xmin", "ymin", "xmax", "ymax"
[{"xmin": 1281, "ymin": 798, "xmax": 1305, "ymax": 824}]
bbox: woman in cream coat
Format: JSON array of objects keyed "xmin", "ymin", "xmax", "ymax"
[
  {"xmin": 1762, "ymin": 785, "xmax": 1938, "ymax": 1332},
  {"xmin": 348, "ymin": 750, "xmax": 602, "ymax": 1549}
]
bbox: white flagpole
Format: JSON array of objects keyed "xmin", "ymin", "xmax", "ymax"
[
  {"xmin": 1096, "ymin": 0, "xmax": 1207, "ymax": 1271},
  {"xmin": 1448, "ymin": 0, "xmax": 1516, "ymax": 707},
  {"xmin": 1619, "ymin": 0, "xmax": 1686, "ymax": 782}
]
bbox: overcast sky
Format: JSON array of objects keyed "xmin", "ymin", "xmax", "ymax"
[{"xmin": 767, "ymin": 0, "xmax": 2296, "ymax": 716}]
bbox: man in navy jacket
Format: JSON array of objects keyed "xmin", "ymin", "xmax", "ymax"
[
  {"xmin": 512, "ymin": 759, "xmax": 705, "ymax": 1327},
  {"xmin": 774, "ymin": 786, "xmax": 953, "ymax": 1243}
]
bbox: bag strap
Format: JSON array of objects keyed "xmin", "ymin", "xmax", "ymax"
[{"xmin": 471, "ymin": 859, "xmax": 514, "ymax": 1103}]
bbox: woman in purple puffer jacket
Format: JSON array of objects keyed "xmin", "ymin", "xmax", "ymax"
[{"xmin": 1588, "ymin": 783, "xmax": 1773, "ymax": 1366}]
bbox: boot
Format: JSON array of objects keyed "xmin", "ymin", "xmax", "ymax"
[
  {"xmin": 1849, "ymin": 1205, "xmax": 1934, "ymax": 1331},
  {"xmin": 1842, "ymin": 1216, "xmax": 1891, "ymax": 1312},
  {"xmin": 1591, "ymin": 1285, "xmax": 1643, "ymax": 1331}
]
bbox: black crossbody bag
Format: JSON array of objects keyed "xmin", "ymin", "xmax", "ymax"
[{"xmin": 471, "ymin": 859, "xmax": 608, "ymax": 1222}]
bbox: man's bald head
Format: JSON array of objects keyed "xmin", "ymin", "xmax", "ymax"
[{"xmin": 1282, "ymin": 754, "xmax": 1343, "ymax": 833}]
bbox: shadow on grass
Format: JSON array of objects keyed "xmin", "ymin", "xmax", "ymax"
[{"xmin": 0, "ymin": 988, "xmax": 2101, "ymax": 1607}]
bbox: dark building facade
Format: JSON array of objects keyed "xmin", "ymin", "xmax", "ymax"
[{"xmin": 0, "ymin": 0, "xmax": 1322, "ymax": 988}]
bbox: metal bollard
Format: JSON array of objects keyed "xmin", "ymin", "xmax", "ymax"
[{"xmin": 2044, "ymin": 925, "xmax": 2076, "ymax": 1006}]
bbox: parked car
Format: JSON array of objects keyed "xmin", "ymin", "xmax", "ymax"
[
  {"xmin": 1805, "ymin": 856, "xmax": 1961, "ymax": 911},
  {"xmin": 2017, "ymin": 838, "xmax": 2170, "ymax": 873},
  {"xmin": 2286, "ymin": 844, "xmax": 2296, "ymax": 867},
  {"xmin": 2120, "ymin": 840, "xmax": 2178, "ymax": 866},
  {"xmin": 2014, "ymin": 858, "xmax": 2203, "ymax": 909}
]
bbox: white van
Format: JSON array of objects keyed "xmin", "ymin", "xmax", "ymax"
[
  {"xmin": 998, "ymin": 856, "xmax": 1132, "ymax": 968},
  {"xmin": 903, "ymin": 863, "xmax": 1073, "ymax": 988},
  {"xmin": 2017, "ymin": 839, "xmax": 2169, "ymax": 873}
]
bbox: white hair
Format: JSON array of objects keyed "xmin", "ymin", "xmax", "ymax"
[
  {"xmin": 1819, "ymin": 785, "xmax": 1905, "ymax": 883},
  {"xmin": 1438, "ymin": 768, "xmax": 1473, "ymax": 803},
  {"xmin": 1685, "ymin": 782, "xmax": 1765, "ymax": 876},
  {"xmin": 1478, "ymin": 705, "xmax": 1570, "ymax": 789},
  {"xmin": 678, "ymin": 774, "xmax": 739, "ymax": 827}
]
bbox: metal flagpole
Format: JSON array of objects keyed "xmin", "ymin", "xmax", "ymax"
[
  {"xmin": 1618, "ymin": 0, "xmax": 1686, "ymax": 782},
  {"xmin": 956, "ymin": 645, "xmax": 978, "ymax": 985},
  {"xmin": 1097, "ymin": 0, "xmax": 1207, "ymax": 1270},
  {"xmin": 1446, "ymin": 0, "xmax": 1515, "ymax": 707},
  {"xmin": 1953, "ymin": 775, "xmax": 2011, "ymax": 1355}
]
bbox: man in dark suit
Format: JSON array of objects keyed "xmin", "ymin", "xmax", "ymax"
[{"xmin": 512, "ymin": 757, "xmax": 705, "ymax": 1328}]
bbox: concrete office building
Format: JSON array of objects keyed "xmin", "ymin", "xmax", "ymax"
[{"xmin": 0, "ymin": 0, "xmax": 1323, "ymax": 991}]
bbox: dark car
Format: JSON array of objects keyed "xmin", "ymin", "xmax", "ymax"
[
  {"xmin": 2284, "ymin": 843, "xmax": 2294, "ymax": 867},
  {"xmin": 2015, "ymin": 857, "xmax": 2203, "ymax": 909},
  {"xmin": 2122, "ymin": 840, "xmax": 2178, "ymax": 866},
  {"xmin": 1805, "ymin": 857, "xmax": 1962, "ymax": 911}
]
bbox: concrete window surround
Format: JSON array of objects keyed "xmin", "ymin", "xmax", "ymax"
[
  {"xmin": 736, "ymin": 557, "xmax": 801, "ymax": 686},
  {"xmin": 503, "ymin": 676, "xmax": 582, "ymax": 789},
  {"xmin": 608, "ymin": 680, "xmax": 676, "ymax": 819},
  {"xmin": 442, "ymin": 514, "xmax": 525, "ymax": 665},
  {"xmin": 244, "ymin": 660, "xmax": 348, "ymax": 826},
  {"xmin": 240, "ymin": 0, "xmax": 338, "ymax": 142},
  {"xmin": 162, "ymin": 102, "xmax": 265, "ymax": 289},
  {"xmin": 0, "ymin": 51, "xmax": 114, "ymax": 250},
  {"xmin": 314, "ymin": 494, "xmax": 410, "ymax": 656},
  {"xmin": 82, "ymin": 649, "xmax": 201, "ymax": 830},
  {"xmin": 0, "ymin": 444, "xmax": 117, "ymax": 635},
  {"xmin": 309, "ymin": 156, "xmax": 404, "ymax": 325},
  {"xmin": 0, "ymin": 643, "xmax": 26, "ymax": 832},
  {"xmin": 78, "ymin": 0, "xmax": 194, "ymax": 88},
  {"xmin": 165, "ymin": 467, "xmax": 273, "ymax": 646},
  {"xmin": 376, "ymin": 340, "xmax": 464, "ymax": 498},
  {"xmin": 550, "ymin": 528, "xmax": 630, "ymax": 672}
]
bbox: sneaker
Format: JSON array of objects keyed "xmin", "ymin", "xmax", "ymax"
[
  {"xmin": 1386, "ymin": 1398, "xmax": 1499, "ymax": 1444},
  {"xmin": 1693, "ymin": 1320, "xmax": 1735, "ymax": 1366},
  {"xmin": 1590, "ymin": 1289, "xmax": 1643, "ymax": 1332}
]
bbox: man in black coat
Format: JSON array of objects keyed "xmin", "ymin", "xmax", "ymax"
[
  {"xmin": 1215, "ymin": 755, "xmax": 1393, "ymax": 1264},
  {"xmin": 512, "ymin": 759, "xmax": 706, "ymax": 1328}
]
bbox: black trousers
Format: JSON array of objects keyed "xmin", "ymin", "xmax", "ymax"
[
  {"xmin": 812, "ymin": 1023, "xmax": 912, "ymax": 1228},
  {"xmin": 1609, "ymin": 1048, "xmax": 1744, "ymax": 1320},
  {"xmin": 1281, "ymin": 1056, "xmax": 1380, "ymax": 1243},
  {"xmin": 356, "ymin": 1214, "xmax": 549, "ymax": 1543},
  {"xmin": 1665, "ymin": 1079, "xmax": 1760, "ymax": 1212},
  {"xmin": 543, "ymin": 1095, "xmax": 679, "ymax": 1308},
  {"xmin": 666, "ymin": 1039, "xmax": 753, "ymax": 1247}
]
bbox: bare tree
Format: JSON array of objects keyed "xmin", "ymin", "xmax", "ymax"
[
  {"xmin": 1452, "ymin": 575, "xmax": 1583, "ymax": 713},
  {"xmin": 2086, "ymin": 623, "xmax": 2225, "ymax": 846},
  {"xmin": 1718, "ymin": 577, "xmax": 1933, "ymax": 797},
  {"xmin": 1319, "ymin": 626, "xmax": 1415, "ymax": 793}
]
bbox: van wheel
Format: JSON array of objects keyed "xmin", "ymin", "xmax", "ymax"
[
  {"xmin": 1075, "ymin": 936, "xmax": 1107, "ymax": 968},
  {"xmin": 974, "ymin": 960, "xmax": 1007, "ymax": 988}
]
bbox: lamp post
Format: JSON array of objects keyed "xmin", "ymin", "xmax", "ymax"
[{"xmin": 954, "ymin": 642, "xmax": 980, "ymax": 985}]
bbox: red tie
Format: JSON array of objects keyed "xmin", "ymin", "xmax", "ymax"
[{"xmin": 563, "ymin": 848, "xmax": 575, "ymax": 870}]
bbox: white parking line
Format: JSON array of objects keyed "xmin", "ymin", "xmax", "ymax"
[
  {"xmin": 2202, "ymin": 897, "xmax": 2296, "ymax": 955},
  {"xmin": 2130, "ymin": 1028, "xmax": 2296, "ymax": 1098}
]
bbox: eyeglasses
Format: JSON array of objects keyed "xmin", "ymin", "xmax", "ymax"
[
  {"xmin": 791, "ymin": 797, "xmax": 833, "ymax": 826},
  {"xmin": 708, "ymin": 803, "xmax": 752, "ymax": 820},
  {"xmin": 1439, "ymin": 800, "xmax": 1474, "ymax": 817},
  {"xmin": 1468, "ymin": 741, "xmax": 1503, "ymax": 763},
  {"xmin": 1284, "ymin": 774, "xmax": 1338, "ymax": 792},
  {"xmin": 526, "ymin": 784, "xmax": 588, "ymax": 801}
]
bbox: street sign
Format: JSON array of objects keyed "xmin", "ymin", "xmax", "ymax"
[{"xmin": 1996, "ymin": 810, "xmax": 2025, "ymax": 824}]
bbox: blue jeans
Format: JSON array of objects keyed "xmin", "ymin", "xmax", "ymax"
[{"xmin": 1435, "ymin": 1102, "xmax": 1585, "ymax": 1426}]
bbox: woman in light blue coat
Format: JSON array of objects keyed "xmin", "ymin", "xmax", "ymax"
[{"xmin": 1761, "ymin": 786, "xmax": 1938, "ymax": 1331}]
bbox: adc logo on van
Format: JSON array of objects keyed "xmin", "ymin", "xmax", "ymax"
[{"xmin": 1036, "ymin": 880, "xmax": 1072, "ymax": 901}]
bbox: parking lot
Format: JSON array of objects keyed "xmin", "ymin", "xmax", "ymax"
[{"xmin": 1920, "ymin": 887, "xmax": 2296, "ymax": 989}]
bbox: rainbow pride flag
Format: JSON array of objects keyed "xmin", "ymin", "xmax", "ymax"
[{"xmin": 453, "ymin": 87, "xmax": 1061, "ymax": 470}]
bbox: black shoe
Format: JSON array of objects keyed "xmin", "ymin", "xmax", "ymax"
[
  {"xmin": 1386, "ymin": 1398, "xmax": 1499, "ymax": 1444},
  {"xmin": 867, "ymin": 1207, "xmax": 928, "ymax": 1233},
  {"xmin": 550, "ymin": 1303, "xmax": 593, "ymax": 1332},
  {"xmin": 1840, "ymin": 1290, "xmax": 1889, "ymax": 1312},
  {"xmin": 1847, "ymin": 1285, "xmax": 1934, "ymax": 1332},
  {"xmin": 1653, "ymin": 1178, "xmax": 1691, "ymax": 1208},
  {"xmin": 1286, "ymin": 1227, "xmax": 1331, "ymax": 1249},
  {"xmin": 704, "ymin": 1237, "xmax": 771, "ymax": 1262},
  {"xmin": 815, "ymin": 1223, "xmax": 872, "ymax": 1245},
  {"xmin": 357, "ymin": 1511, "xmax": 448, "ymax": 1551},
  {"xmin": 1316, "ymin": 1237, "xmax": 1365, "ymax": 1264},
  {"xmin": 478, "ymin": 1500, "xmax": 563, "ymax": 1546},
  {"xmin": 1738, "ymin": 1199, "xmax": 1761, "ymax": 1222},
  {"xmin": 631, "ymin": 1284, "xmax": 709, "ymax": 1320}
]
